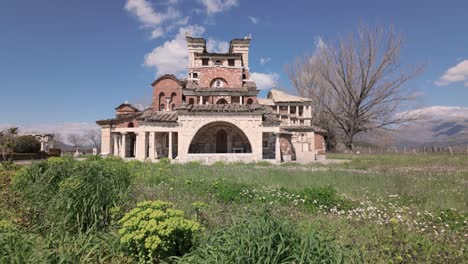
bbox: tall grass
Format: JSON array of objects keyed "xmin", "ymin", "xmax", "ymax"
[
  {"xmin": 176, "ymin": 212, "xmax": 363, "ymax": 264},
  {"xmin": 13, "ymin": 156, "xmax": 133, "ymax": 233}
]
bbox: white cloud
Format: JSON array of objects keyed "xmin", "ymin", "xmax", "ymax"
[
  {"xmin": 206, "ymin": 38, "xmax": 229, "ymax": 53},
  {"xmin": 199, "ymin": 0, "xmax": 238, "ymax": 15},
  {"xmin": 248, "ymin": 16, "xmax": 258, "ymax": 24},
  {"xmin": 150, "ymin": 27, "xmax": 165, "ymax": 39},
  {"xmin": 144, "ymin": 25, "xmax": 230, "ymax": 76},
  {"xmin": 124, "ymin": 0, "xmax": 180, "ymax": 27},
  {"xmin": 250, "ymin": 72, "xmax": 279, "ymax": 90},
  {"xmin": 435, "ymin": 60, "xmax": 468, "ymax": 87},
  {"xmin": 144, "ymin": 25, "xmax": 205, "ymax": 76},
  {"xmin": 259, "ymin": 57, "xmax": 271, "ymax": 65}
]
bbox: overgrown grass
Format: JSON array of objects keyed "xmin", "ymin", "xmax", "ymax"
[{"xmin": 0, "ymin": 154, "xmax": 466, "ymax": 263}]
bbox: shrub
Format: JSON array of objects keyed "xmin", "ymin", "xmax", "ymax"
[
  {"xmin": 300, "ymin": 186, "xmax": 354, "ymax": 211},
  {"xmin": 0, "ymin": 220, "xmax": 128, "ymax": 263},
  {"xmin": 118, "ymin": 200, "xmax": 200, "ymax": 263},
  {"xmin": 13, "ymin": 135, "xmax": 41, "ymax": 153},
  {"xmin": 211, "ymin": 179, "xmax": 250, "ymax": 202},
  {"xmin": 13, "ymin": 157, "xmax": 133, "ymax": 233},
  {"xmin": 176, "ymin": 212, "xmax": 363, "ymax": 263}
]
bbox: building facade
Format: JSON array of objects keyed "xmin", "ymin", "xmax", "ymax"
[{"xmin": 96, "ymin": 35, "xmax": 326, "ymax": 164}]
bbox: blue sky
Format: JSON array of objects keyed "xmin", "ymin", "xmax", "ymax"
[{"xmin": 1, "ymin": 0, "xmax": 467, "ymax": 126}]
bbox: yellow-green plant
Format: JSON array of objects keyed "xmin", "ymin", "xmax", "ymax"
[{"xmin": 118, "ymin": 200, "xmax": 200, "ymax": 263}]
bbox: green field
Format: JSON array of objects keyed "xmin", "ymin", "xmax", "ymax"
[{"xmin": 1, "ymin": 154, "xmax": 467, "ymax": 263}]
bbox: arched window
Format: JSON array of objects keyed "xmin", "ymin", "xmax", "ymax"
[
  {"xmin": 188, "ymin": 98, "xmax": 195, "ymax": 105},
  {"xmin": 216, "ymin": 98, "xmax": 228, "ymax": 104},
  {"xmin": 171, "ymin": 104, "xmax": 176, "ymax": 110},
  {"xmin": 159, "ymin": 92, "xmax": 165, "ymax": 111},
  {"xmin": 128, "ymin": 122, "xmax": 134, "ymax": 128},
  {"xmin": 210, "ymin": 78, "xmax": 227, "ymax": 88},
  {"xmin": 246, "ymin": 98, "xmax": 254, "ymax": 105},
  {"xmin": 214, "ymin": 60, "xmax": 223, "ymax": 66},
  {"xmin": 160, "ymin": 104, "xmax": 165, "ymax": 111}
]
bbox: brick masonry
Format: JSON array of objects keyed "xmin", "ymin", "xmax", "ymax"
[
  {"xmin": 152, "ymin": 78, "xmax": 183, "ymax": 111},
  {"xmin": 192, "ymin": 67, "xmax": 243, "ymax": 88}
]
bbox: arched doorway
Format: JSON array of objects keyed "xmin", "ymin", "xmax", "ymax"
[
  {"xmin": 189, "ymin": 122, "xmax": 252, "ymax": 154},
  {"xmin": 216, "ymin": 129, "xmax": 227, "ymax": 153},
  {"xmin": 216, "ymin": 98, "xmax": 228, "ymax": 104}
]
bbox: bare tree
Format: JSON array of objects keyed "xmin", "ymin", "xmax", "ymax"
[
  {"xmin": 67, "ymin": 134, "xmax": 84, "ymax": 151},
  {"xmin": 51, "ymin": 132, "xmax": 64, "ymax": 149},
  {"xmin": 287, "ymin": 26, "xmax": 421, "ymax": 150},
  {"xmin": 85, "ymin": 128, "xmax": 101, "ymax": 151}
]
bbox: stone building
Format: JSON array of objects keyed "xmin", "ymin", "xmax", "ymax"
[
  {"xmin": 26, "ymin": 133, "xmax": 54, "ymax": 153},
  {"xmin": 96, "ymin": 35, "xmax": 326, "ymax": 164}
]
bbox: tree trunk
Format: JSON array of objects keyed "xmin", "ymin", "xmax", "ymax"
[{"xmin": 344, "ymin": 135, "xmax": 354, "ymax": 151}]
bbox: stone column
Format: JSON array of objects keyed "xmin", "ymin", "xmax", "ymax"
[
  {"xmin": 136, "ymin": 131, "xmax": 147, "ymax": 160},
  {"xmin": 227, "ymin": 135, "xmax": 232, "ymax": 153},
  {"xmin": 166, "ymin": 98, "xmax": 170, "ymax": 111},
  {"xmin": 40, "ymin": 141, "xmax": 45, "ymax": 152},
  {"xmin": 149, "ymin": 132, "xmax": 155, "ymax": 160},
  {"xmin": 287, "ymin": 105, "xmax": 291, "ymax": 125},
  {"xmin": 113, "ymin": 134, "xmax": 119, "ymax": 156},
  {"xmin": 100, "ymin": 126, "xmax": 112, "ymax": 155},
  {"xmin": 121, "ymin": 133, "xmax": 127, "ymax": 158},
  {"xmin": 200, "ymin": 96, "xmax": 203, "ymax": 104},
  {"xmin": 275, "ymin": 134, "xmax": 281, "ymax": 163},
  {"xmin": 296, "ymin": 106, "xmax": 299, "ymax": 116},
  {"xmin": 240, "ymin": 96, "xmax": 243, "ymax": 105},
  {"xmin": 168, "ymin": 132, "xmax": 173, "ymax": 160},
  {"xmin": 276, "ymin": 105, "xmax": 279, "ymax": 113}
]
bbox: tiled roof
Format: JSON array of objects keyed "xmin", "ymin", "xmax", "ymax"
[
  {"xmin": 115, "ymin": 102, "xmax": 139, "ymax": 111},
  {"xmin": 258, "ymin": 98, "xmax": 275, "ymax": 106},
  {"xmin": 268, "ymin": 89, "xmax": 312, "ymax": 103},
  {"xmin": 243, "ymin": 80, "xmax": 257, "ymax": 90},
  {"xmin": 96, "ymin": 111, "xmax": 143, "ymax": 125},
  {"xmin": 184, "ymin": 103, "xmax": 264, "ymax": 112},
  {"xmin": 140, "ymin": 111, "xmax": 178, "ymax": 122},
  {"xmin": 281, "ymin": 125, "xmax": 327, "ymax": 134}
]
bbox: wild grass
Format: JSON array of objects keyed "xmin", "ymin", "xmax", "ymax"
[{"xmin": 0, "ymin": 153, "xmax": 466, "ymax": 263}]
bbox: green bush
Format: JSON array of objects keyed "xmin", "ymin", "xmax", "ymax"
[
  {"xmin": 0, "ymin": 220, "xmax": 127, "ymax": 263},
  {"xmin": 177, "ymin": 212, "xmax": 362, "ymax": 264},
  {"xmin": 13, "ymin": 135, "xmax": 41, "ymax": 153},
  {"xmin": 300, "ymin": 186, "xmax": 354, "ymax": 211},
  {"xmin": 118, "ymin": 200, "xmax": 200, "ymax": 263},
  {"xmin": 13, "ymin": 156, "xmax": 133, "ymax": 233},
  {"xmin": 211, "ymin": 179, "xmax": 250, "ymax": 202}
]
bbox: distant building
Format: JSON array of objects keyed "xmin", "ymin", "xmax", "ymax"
[
  {"xmin": 96, "ymin": 35, "xmax": 326, "ymax": 163},
  {"xmin": 25, "ymin": 133, "xmax": 54, "ymax": 152}
]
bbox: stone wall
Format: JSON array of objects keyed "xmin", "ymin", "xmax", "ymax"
[
  {"xmin": 185, "ymin": 153, "xmax": 254, "ymax": 164},
  {"xmin": 152, "ymin": 78, "xmax": 183, "ymax": 111},
  {"xmin": 314, "ymin": 134, "xmax": 326, "ymax": 154},
  {"xmin": 115, "ymin": 120, "xmax": 139, "ymax": 128},
  {"xmin": 192, "ymin": 67, "xmax": 243, "ymax": 88}
]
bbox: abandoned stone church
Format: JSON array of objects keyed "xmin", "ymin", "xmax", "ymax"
[{"xmin": 97, "ymin": 35, "xmax": 326, "ymax": 163}]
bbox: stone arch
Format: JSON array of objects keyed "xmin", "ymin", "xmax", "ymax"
[
  {"xmin": 210, "ymin": 78, "xmax": 228, "ymax": 88},
  {"xmin": 188, "ymin": 121, "xmax": 252, "ymax": 154},
  {"xmin": 216, "ymin": 98, "xmax": 228, "ymax": 104},
  {"xmin": 158, "ymin": 92, "xmax": 165, "ymax": 110}
]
